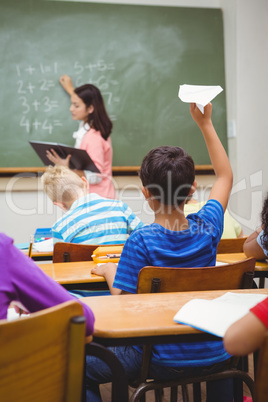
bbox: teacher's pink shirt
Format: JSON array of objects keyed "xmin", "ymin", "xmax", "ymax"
[{"xmin": 80, "ymin": 128, "xmax": 116, "ymax": 199}]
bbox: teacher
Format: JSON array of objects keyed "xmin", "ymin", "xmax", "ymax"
[{"xmin": 46, "ymin": 75, "xmax": 116, "ymax": 199}]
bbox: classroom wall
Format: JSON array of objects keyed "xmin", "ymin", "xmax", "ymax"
[{"xmin": 1, "ymin": 0, "xmax": 268, "ymax": 242}]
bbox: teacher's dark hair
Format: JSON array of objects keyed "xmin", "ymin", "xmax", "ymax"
[{"xmin": 75, "ymin": 84, "xmax": 112, "ymax": 140}]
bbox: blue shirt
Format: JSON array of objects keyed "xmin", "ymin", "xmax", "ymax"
[
  {"xmin": 257, "ymin": 230, "xmax": 268, "ymax": 257},
  {"xmin": 114, "ymin": 199, "xmax": 230, "ymax": 367},
  {"xmin": 52, "ymin": 193, "xmax": 144, "ymax": 245}
]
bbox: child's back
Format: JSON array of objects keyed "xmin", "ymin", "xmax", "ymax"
[{"xmin": 115, "ymin": 200, "xmax": 223, "ymax": 292}]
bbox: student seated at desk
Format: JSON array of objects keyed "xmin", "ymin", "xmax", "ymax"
[
  {"xmin": 88, "ymin": 103, "xmax": 234, "ymax": 402},
  {"xmin": 243, "ymin": 192, "xmax": 268, "ymax": 260},
  {"xmin": 185, "ymin": 197, "xmax": 244, "ymax": 239},
  {"xmin": 42, "ymin": 165, "xmax": 143, "ymax": 245},
  {"xmin": 224, "ymin": 296, "xmax": 268, "ymax": 356},
  {"xmin": 0, "ymin": 232, "xmax": 94, "ymax": 336}
]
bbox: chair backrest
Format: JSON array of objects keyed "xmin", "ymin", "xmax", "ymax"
[
  {"xmin": 255, "ymin": 333, "xmax": 268, "ymax": 402},
  {"xmin": 217, "ymin": 237, "xmax": 248, "ymax": 254},
  {"xmin": 0, "ymin": 301, "xmax": 87, "ymax": 402},
  {"xmin": 136, "ymin": 258, "xmax": 256, "ymax": 293},
  {"xmin": 53, "ymin": 242, "xmax": 97, "ymax": 262},
  {"xmin": 53, "ymin": 242, "xmax": 124, "ymax": 263}
]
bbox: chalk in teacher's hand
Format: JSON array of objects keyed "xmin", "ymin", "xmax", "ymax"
[{"xmin": 178, "ymin": 84, "xmax": 223, "ymax": 114}]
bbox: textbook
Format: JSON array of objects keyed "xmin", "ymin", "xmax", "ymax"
[
  {"xmin": 29, "ymin": 140, "xmax": 100, "ymax": 172},
  {"xmin": 173, "ymin": 292, "xmax": 268, "ymax": 338}
]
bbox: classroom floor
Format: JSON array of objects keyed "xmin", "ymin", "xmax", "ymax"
[{"xmin": 99, "ymin": 354, "xmax": 254, "ymax": 401}]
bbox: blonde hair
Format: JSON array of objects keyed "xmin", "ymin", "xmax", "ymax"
[{"xmin": 42, "ymin": 165, "xmax": 85, "ymax": 204}]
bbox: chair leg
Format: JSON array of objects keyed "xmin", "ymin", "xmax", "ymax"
[
  {"xmin": 154, "ymin": 388, "xmax": 163, "ymax": 402},
  {"xmin": 193, "ymin": 383, "xmax": 201, "ymax": 402},
  {"xmin": 84, "ymin": 342, "xmax": 129, "ymax": 402},
  {"xmin": 170, "ymin": 386, "xmax": 178, "ymax": 402},
  {"xmin": 181, "ymin": 385, "xmax": 189, "ymax": 402}
]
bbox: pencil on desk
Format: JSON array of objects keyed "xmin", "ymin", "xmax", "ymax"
[
  {"xmin": 91, "ymin": 254, "xmax": 121, "ymax": 259},
  {"xmin": 28, "ymin": 235, "xmax": 34, "ymax": 258}
]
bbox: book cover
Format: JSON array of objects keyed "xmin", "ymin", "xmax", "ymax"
[{"xmin": 29, "ymin": 140, "xmax": 100, "ymax": 173}]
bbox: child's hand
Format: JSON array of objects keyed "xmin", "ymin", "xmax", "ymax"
[
  {"xmin": 190, "ymin": 102, "xmax": 213, "ymax": 129},
  {"xmin": 91, "ymin": 262, "xmax": 117, "ymax": 277},
  {"xmin": 59, "ymin": 75, "xmax": 74, "ymax": 94}
]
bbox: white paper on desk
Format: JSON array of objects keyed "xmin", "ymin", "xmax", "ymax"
[
  {"xmin": 33, "ymin": 238, "xmax": 53, "ymax": 252},
  {"xmin": 178, "ymin": 84, "xmax": 223, "ymax": 113},
  {"xmin": 173, "ymin": 292, "xmax": 267, "ymax": 338}
]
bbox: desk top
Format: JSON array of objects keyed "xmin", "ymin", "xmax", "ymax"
[
  {"xmin": 38, "ymin": 261, "xmax": 105, "ymax": 285},
  {"xmin": 82, "ymin": 288, "xmax": 268, "ymax": 342},
  {"xmin": 217, "ymin": 253, "xmax": 268, "ymax": 272}
]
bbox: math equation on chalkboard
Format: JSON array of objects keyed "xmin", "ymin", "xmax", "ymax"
[{"xmin": 15, "ymin": 61, "xmax": 120, "ymax": 137}]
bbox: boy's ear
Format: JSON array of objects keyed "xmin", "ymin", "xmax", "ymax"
[
  {"xmin": 188, "ymin": 180, "xmax": 197, "ymax": 197},
  {"xmin": 81, "ymin": 175, "xmax": 89, "ymax": 192},
  {"xmin": 53, "ymin": 201, "xmax": 67, "ymax": 211},
  {"xmin": 142, "ymin": 186, "xmax": 151, "ymax": 200}
]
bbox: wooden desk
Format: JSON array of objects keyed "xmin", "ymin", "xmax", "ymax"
[
  {"xmin": 23, "ymin": 249, "xmax": 53, "ymax": 261},
  {"xmin": 37, "ymin": 261, "xmax": 106, "ymax": 290},
  {"xmin": 217, "ymin": 253, "xmax": 268, "ymax": 288},
  {"xmin": 82, "ymin": 288, "xmax": 268, "ymax": 346}
]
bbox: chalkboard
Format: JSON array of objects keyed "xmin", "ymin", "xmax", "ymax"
[{"xmin": 0, "ymin": 0, "xmax": 227, "ymax": 167}]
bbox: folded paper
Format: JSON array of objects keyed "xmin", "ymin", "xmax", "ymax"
[{"xmin": 178, "ymin": 84, "xmax": 223, "ymax": 113}]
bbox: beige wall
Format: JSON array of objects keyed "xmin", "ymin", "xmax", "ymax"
[
  {"xmin": 0, "ymin": 174, "xmax": 215, "ymax": 243},
  {"xmin": 1, "ymin": 0, "xmax": 268, "ymax": 242}
]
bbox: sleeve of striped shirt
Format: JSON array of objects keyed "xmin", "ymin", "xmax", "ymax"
[
  {"xmin": 257, "ymin": 230, "xmax": 268, "ymax": 257},
  {"xmin": 196, "ymin": 199, "xmax": 224, "ymax": 240},
  {"xmin": 122, "ymin": 203, "xmax": 144, "ymax": 234},
  {"xmin": 52, "ymin": 229, "xmax": 64, "ymax": 245}
]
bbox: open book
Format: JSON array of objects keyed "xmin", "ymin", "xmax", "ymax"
[
  {"xmin": 173, "ymin": 292, "xmax": 268, "ymax": 338},
  {"xmin": 29, "ymin": 140, "xmax": 100, "ymax": 172}
]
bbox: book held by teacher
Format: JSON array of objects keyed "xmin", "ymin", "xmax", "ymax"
[{"xmin": 29, "ymin": 140, "xmax": 100, "ymax": 172}]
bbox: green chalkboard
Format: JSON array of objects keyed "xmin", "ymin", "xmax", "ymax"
[{"xmin": 0, "ymin": 0, "xmax": 227, "ymax": 167}]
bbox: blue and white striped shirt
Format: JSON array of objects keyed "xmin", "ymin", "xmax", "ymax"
[
  {"xmin": 114, "ymin": 199, "xmax": 230, "ymax": 367},
  {"xmin": 52, "ymin": 193, "xmax": 144, "ymax": 245}
]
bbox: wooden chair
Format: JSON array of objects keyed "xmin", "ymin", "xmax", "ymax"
[
  {"xmin": 0, "ymin": 300, "xmax": 87, "ymax": 402},
  {"xmin": 53, "ymin": 242, "xmax": 124, "ymax": 263},
  {"xmin": 137, "ymin": 258, "xmax": 255, "ymax": 293},
  {"xmin": 53, "ymin": 242, "xmax": 97, "ymax": 263},
  {"xmin": 217, "ymin": 237, "xmax": 248, "ymax": 254},
  {"xmin": 131, "ymin": 258, "xmax": 256, "ymax": 402}
]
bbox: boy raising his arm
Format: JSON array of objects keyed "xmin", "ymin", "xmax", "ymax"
[{"xmin": 86, "ymin": 103, "xmax": 233, "ymax": 402}]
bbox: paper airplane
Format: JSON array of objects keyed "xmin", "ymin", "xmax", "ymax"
[{"xmin": 178, "ymin": 84, "xmax": 223, "ymax": 113}]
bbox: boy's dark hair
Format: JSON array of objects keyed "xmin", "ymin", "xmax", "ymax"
[
  {"xmin": 75, "ymin": 84, "xmax": 112, "ymax": 141},
  {"xmin": 139, "ymin": 146, "xmax": 195, "ymax": 206}
]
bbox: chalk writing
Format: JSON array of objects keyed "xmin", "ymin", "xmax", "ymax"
[{"xmin": 16, "ymin": 60, "xmax": 119, "ymax": 135}]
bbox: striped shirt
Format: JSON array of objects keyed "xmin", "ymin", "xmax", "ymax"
[
  {"xmin": 52, "ymin": 193, "xmax": 144, "ymax": 245},
  {"xmin": 114, "ymin": 199, "xmax": 230, "ymax": 367}
]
